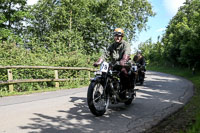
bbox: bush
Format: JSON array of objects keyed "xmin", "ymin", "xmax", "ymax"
[{"xmin": 0, "ymin": 42, "xmax": 99, "ymax": 93}]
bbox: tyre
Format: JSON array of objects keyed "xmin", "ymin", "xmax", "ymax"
[
  {"xmin": 87, "ymin": 81, "xmax": 109, "ymax": 116},
  {"xmin": 140, "ymin": 80, "xmax": 144, "ymax": 85},
  {"xmin": 124, "ymin": 98, "xmax": 133, "ymax": 105},
  {"xmin": 124, "ymin": 85, "xmax": 135, "ymax": 105},
  {"xmin": 140, "ymin": 74, "xmax": 144, "ymax": 85}
]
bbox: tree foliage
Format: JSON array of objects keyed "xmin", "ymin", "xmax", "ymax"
[
  {"xmin": 26, "ymin": 0, "xmax": 155, "ymax": 54},
  {"xmin": 139, "ymin": 0, "xmax": 200, "ymax": 68},
  {"xmin": 0, "ymin": 0, "xmax": 154, "ymax": 92},
  {"xmin": 0, "ymin": 0, "xmax": 30, "ymax": 42}
]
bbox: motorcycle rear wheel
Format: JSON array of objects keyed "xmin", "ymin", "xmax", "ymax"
[
  {"xmin": 140, "ymin": 81, "xmax": 144, "ymax": 85},
  {"xmin": 124, "ymin": 97, "xmax": 133, "ymax": 105},
  {"xmin": 87, "ymin": 81, "xmax": 109, "ymax": 116}
]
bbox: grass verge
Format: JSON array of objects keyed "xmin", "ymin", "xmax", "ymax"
[
  {"xmin": 146, "ymin": 65, "xmax": 200, "ymax": 133},
  {"xmin": 0, "ymin": 83, "xmax": 89, "ymax": 97}
]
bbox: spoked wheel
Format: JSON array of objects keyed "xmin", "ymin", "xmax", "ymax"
[
  {"xmin": 124, "ymin": 90, "xmax": 134, "ymax": 105},
  {"xmin": 87, "ymin": 81, "xmax": 109, "ymax": 116},
  {"xmin": 140, "ymin": 74, "xmax": 145, "ymax": 85},
  {"xmin": 124, "ymin": 79, "xmax": 136, "ymax": 105},
  {"xmin": 124, "ymin": 98, "xmax": 133, "ymax": 105}
]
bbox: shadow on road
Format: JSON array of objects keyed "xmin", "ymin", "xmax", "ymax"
[
  {"xmin": 19, "ymin": 71, "xmax": 187, "ymax": 133},
  {"xmin": 19, "ymin": 96, "xmax": 137, "ymax": 133}
]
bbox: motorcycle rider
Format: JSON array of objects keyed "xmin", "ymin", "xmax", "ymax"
[
  {"xmin": 133, "ymin": 50, "xmax": 145, "ymax": 67},
  {"xmin": 93, "ymin": 28, "xmax": 132, "ymax": 97},
  {"xmin": 133, "ymin": 50, "xmax": 146, "ymax": 83}
]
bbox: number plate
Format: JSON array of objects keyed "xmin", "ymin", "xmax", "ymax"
[
  {"xmin": 100, "ymin": 62, "xmax": 109, "ymax": 72},
  {"xmin": 132, "ymin": 65, "xmax": 137, "ymax": 71}
]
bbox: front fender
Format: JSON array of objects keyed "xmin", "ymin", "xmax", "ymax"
[{"xmin": 90, "ymin": 76, "xmax": 102, "ymax": 83}]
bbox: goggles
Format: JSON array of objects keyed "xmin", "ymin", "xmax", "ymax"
[{"xmin": 114, "ymin": 32, "xmax": 123, "ymax": 36}]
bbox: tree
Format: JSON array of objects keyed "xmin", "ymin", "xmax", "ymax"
[
  {"xmin": 141, "ymin": 0, "xmax": 200, "ymax": 68},
  {"xmin": 26, "ymin": 0, "xmax": 155, "ymax": 54},
  {"xmin": 0, "ymin": 0, "xmax": 29, "ymax": 42},
  {"xmin": 162, "ymin": 0, "xmax": 200, "ymax": 67}
]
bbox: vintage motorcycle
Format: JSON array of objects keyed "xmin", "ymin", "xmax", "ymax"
[
  {"xmin": 135, "ymin": 63, "xmax": 146, "ymax": 85},
  {"xmin": 87, "ymin": 61, "xmax": 137, "ymax": 116}
]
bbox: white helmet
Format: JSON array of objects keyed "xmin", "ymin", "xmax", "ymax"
[{"xmin": 137, "ymin": 50, "xmax": 142, "ymax": 54}]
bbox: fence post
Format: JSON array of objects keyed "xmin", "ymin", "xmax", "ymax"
[
  {"xmin": 7, "ymin": 69, "xmax": 14, "ymax": 92},
  {"xmin": 88, "ymin": 71, "xmax": 90, "ymax": 84},
  {"xmin": 54, "ymin": 70, "xmax": 59, "ymax": 88},
  {"xmin": 76, "ymin": 71, "xmax": 79, "ymax": 84}
]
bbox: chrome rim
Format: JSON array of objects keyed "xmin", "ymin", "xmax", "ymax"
[{"xmin": 93, "ymin": 83, "xmax": 109, "ymax": 111}]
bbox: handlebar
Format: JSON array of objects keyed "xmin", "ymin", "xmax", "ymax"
[{"xmin": 113, "ymin": 61, "xmax": 130, "ymax": 67}]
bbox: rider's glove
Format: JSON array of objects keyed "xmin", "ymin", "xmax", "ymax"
[
  {"xmin": 120, "ymin": 54, "xmax": 130, "ymax": 66},
  {"xmin": 93, "ymin": 58, "xmax": 103, "ymax": 67},
  {"xmin": 136, "ymin": 63, "xmax": 141, "ymax": 67}
]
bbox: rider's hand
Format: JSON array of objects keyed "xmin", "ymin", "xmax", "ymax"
[
  {"xmin": 120, "ymin": 60, "xmax": 126, "ymax": 66},
  {"xmin": 93, "ymin": 58, "xmax": 103, "ymax": 67},
  {"xmin": 93, "ymin": 62, "xmax": 99, "ymax": 67},
  {"xmin": 120, "ymin": 54, "xmax": 129, "ymax": 66},
  {"xmin": 137, "ymin": 63, "xmax": 141, "ymax": 67}
]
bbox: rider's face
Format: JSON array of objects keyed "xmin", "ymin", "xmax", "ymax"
[{"xmin": 114, "ymin": 35, "xmax": 123, "ymax": 43}]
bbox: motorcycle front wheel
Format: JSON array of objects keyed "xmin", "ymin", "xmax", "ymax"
[{"xmin": 87, "ymin": 81, "xmax": 109, "ymax": 116}]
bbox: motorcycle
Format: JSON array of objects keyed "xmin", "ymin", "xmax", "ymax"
[
  {"xmin": 134, "ymin": 63, "xmax": 145, "ymax": 85},
  {"xmin": 87, "ymin": 61, "xmax": 137, "ymax": 116}
]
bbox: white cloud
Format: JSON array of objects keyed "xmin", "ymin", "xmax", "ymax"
[
  {"xmin": 27, "ymin": 0, "xmax": 38, "ymax": 5},
  {"xmin": 164, "ymin": 0, "xmax": 185, "ymax": 17},
  {"xmin": 156, "ymin": 28, "xmax": 166, "ymax": 32}
]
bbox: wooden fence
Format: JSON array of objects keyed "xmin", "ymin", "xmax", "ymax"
[{"xmin": 0, "ymin": 66, "xmax": 97, "ymax": 92}]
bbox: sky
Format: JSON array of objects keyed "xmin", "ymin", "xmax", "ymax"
[
  {"xmin": 132, "ymin": 0, "xmax": 185, "ymax": 52},
  {"xmin": 27, "ymin": 0, "xmax": 38, "ymax": 5},
  {"xmin": 27, "ymin": 0, "xmax": 185, "ymax": 52}
]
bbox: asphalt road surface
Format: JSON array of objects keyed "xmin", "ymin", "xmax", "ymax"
[{"xmin": 0, "ymin": 71, "xmax": 193, "ymax": 133}]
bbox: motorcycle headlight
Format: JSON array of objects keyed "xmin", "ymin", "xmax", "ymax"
[{"xmin": 94, "ymin": 71, "xmax": 102, "ymax": 75}]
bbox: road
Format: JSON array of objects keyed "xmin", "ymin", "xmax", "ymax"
[{"xmin": 0, "ymin": 71, "xmax": 193, "ymax": 133}]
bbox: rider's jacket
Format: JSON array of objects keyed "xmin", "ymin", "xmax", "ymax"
[
  {"xmin": 100, "ymin": 40, "xmax": 131, "ymax": 64},
  {"xmin": 133, "ymin": 55, "xmax": 145, "ymax": 66}
]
